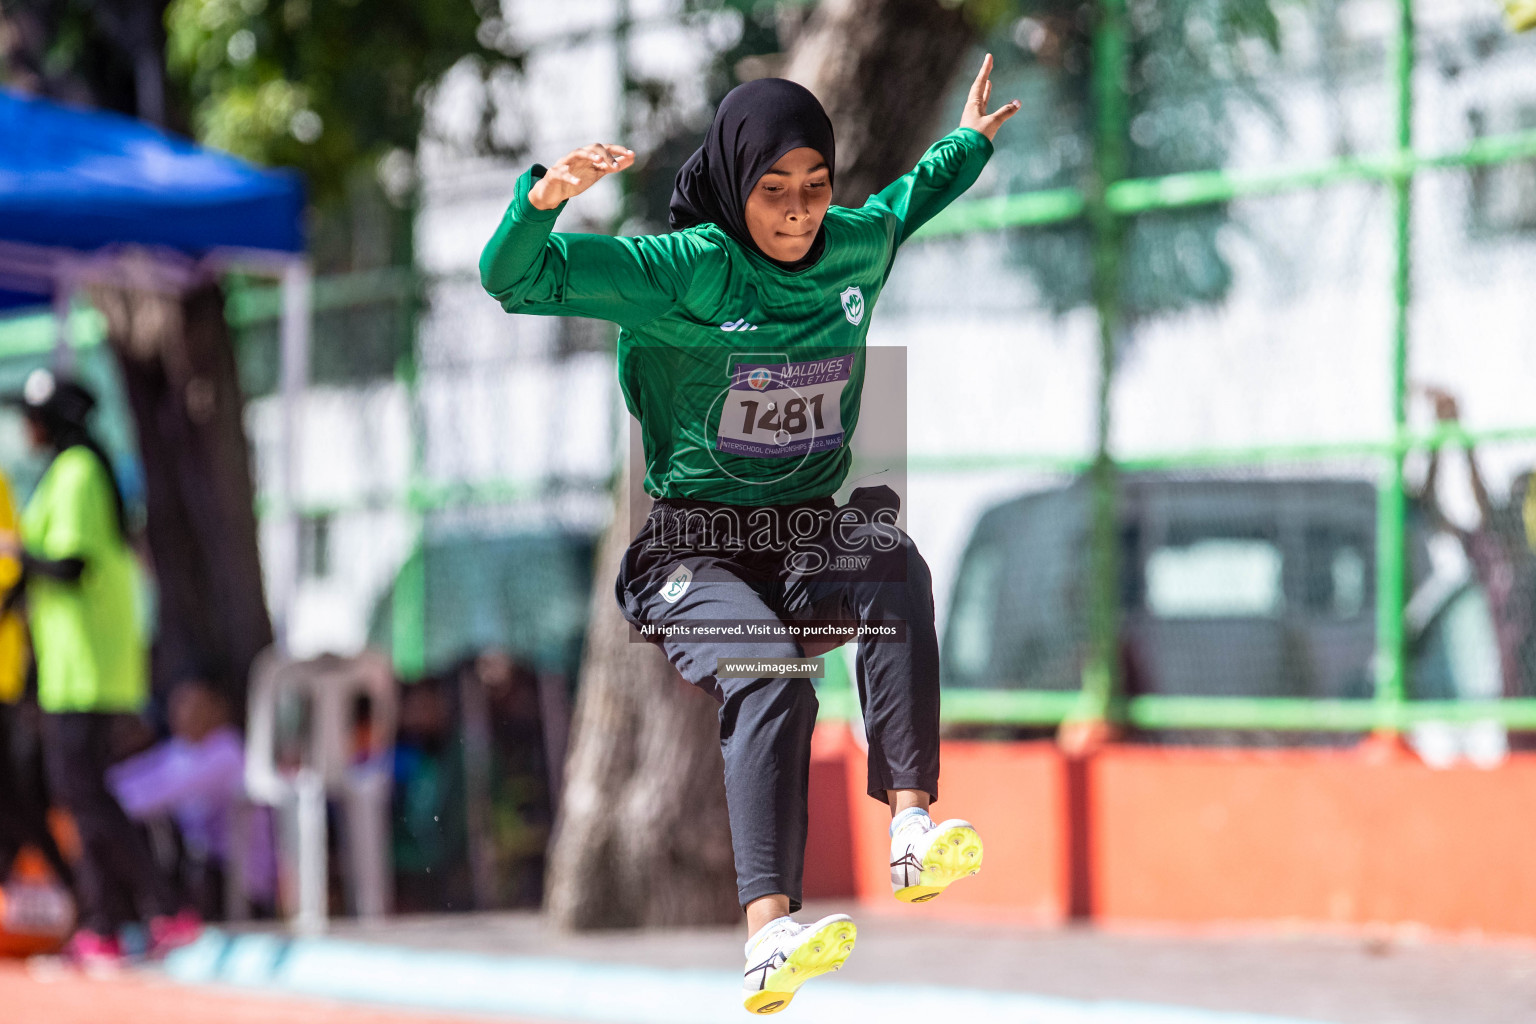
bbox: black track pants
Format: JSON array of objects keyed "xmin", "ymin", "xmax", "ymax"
[
  {"xmin": 616, "ymin": 487, "xmax": 941, "ymax": 911},
  {"xmin": 43, "ymin": 712, "xmax": 178, "ymax": 934},
  {"xmin": 0, "ymin": 702, "xmax": 73, "ymax": 884}
]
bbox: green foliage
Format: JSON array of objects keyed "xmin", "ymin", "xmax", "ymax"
[
  {"xmin": 620, "ymin": 0, "xmax": 1285, "ymax": 322},
  {"xmin": 992, "ymin": 0, "xmax": 1286, "ymax": 317},
  {"xmin": 620, "ymin": 0, "xmax": 1014, "ymax": 229},
  {"xmin": 617, "ymin": 0, "xmax": 789, "ymax": 230},
  {"xmin": 164, "ymin": 0, "xmax": 522, "ymax": 209},
  {"xmin": 0, "ymin": 0, "xmax": 175, "ymax": 123}
]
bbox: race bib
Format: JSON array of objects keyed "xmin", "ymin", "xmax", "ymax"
[{"xmin": 716, "ymin": 355, "xmax": 852, "ymax": 459}]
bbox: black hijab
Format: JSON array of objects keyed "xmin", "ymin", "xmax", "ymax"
[
  {"xmin": 669, "ymin": 78, "xmax": 836, "ymax": 272},
  {"xmin": 7, "ymin": 371, "xmax": 129, "ymax": 540}
]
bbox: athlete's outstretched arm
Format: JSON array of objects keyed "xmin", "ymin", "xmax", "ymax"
[
  {"xmin": 865, "ymin": 54, "xmax": 1020, "ymax": 247},
  {"xmin": 480, "ymin": 144, "xmax": 696, "ymax": 329}
]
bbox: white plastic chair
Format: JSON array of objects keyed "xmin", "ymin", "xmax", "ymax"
[{"xmin": 245, "ymin": 648, "xmax": 397, "ymax": 933}]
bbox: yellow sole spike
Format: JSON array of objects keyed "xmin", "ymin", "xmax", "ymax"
[
  {"xmin": 894, "ymin": 825, "xmax": 984, "ymax": 904},
  {"xmin": 743, "ymin": 918, "xmax": 857, "ymax": 1014}
]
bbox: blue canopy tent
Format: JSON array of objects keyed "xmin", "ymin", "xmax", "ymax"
[
  {"xmin": 0, "ymin": 88, "xmax": 305, "ymax": 309},
  {"xmin": 0, "ymin": 87, "xmax": 312, "ymax": 647}
]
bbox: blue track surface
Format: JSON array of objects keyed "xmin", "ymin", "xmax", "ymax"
[{"xmin": 165, "ymin": 930, "xmax": 1342, "ymax": 1024}]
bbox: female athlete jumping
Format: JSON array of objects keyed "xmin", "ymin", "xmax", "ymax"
[{"xmin": 482, "ymin": 55, "xmax": 1018, "ymax": 1014}]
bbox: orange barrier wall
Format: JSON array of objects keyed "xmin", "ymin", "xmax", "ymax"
[
  {"xmin": 801, "ymin": 725, "xmax": 1536, "ymax": 939},
  {"xmin": 1090, "ymin": 744, "xmax": 1536, "ymax": 937},
  {"xmin": 803, "ymin": 726, "xmax": 859, "ymax": 900},
  {"xmin": 804, "ymin": 724, "xmax": 1069, "ymax": 923}
]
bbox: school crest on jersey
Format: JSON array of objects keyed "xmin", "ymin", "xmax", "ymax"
[{"xmin": 839, "ymin": 286, "xmax": 865, "ymax": 326}]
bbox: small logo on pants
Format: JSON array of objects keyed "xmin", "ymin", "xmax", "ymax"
[{"xmin": 660, "ymin": 564, "xmax": 693, "ymax": 604}]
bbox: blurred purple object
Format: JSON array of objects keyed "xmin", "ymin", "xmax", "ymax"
[{"xmin": 108, "ymin": 726, "xmax": 277, "ymax": 907}]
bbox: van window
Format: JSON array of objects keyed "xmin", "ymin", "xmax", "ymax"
[
  {"xmin": 1328, "ymin": 546, "xmax": 1368, "ymax": 619},
  {"xmin": 1301, "ymin": 526, "xmax": 1373, "ymax": 620},
  {"xmin": 1145, "ymin": 538, "xmax": 1284, "ymax": 618},
  {"xmin": 947, "ymin": 553, "xmax": 1003, "ymax": 679}
]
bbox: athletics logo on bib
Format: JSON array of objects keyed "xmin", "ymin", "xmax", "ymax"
[
  {"xmin": 839, "ymin": 286, "xmax": 864, "ymax": 326},
  {"xmin": 716, "ymin": 355, "xmax": 851, "ymax": 459}
]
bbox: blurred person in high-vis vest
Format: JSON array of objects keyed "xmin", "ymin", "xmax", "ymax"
[
  {"xmin": 0, "ymin": 459, "xmax": 76, "ymax": 953},
  {"xmin": 0, "ymin": 466, "xmax": 27, "ymax": 706},
  {"xmin": 0, "ymin": 467, "xmax": 26, "ymax": 703},
  {"xmin": 0, "ymin": 370, "xmax": 198, "ymax": 969},
  {"xmin": 0, "ymin": 459, "xmax": 79, "ymax": 958},
  {"xmin": 0, "ymin": 459, "xmax": 73, "ymax": 870},
  {"xmin": 0, "ymin": 466, "xmax": 32, "ymax": 850}
]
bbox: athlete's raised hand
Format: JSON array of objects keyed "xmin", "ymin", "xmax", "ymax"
[
  {"xmin": 528, "ymin": 143, "xmax": 636, "ymax": 210},
  {"xmin": 959, "ymin": 54, "xmax": 1020, "ymax": 141}
]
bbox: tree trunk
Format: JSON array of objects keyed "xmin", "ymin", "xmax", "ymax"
[
  {"xmin": 782, "ymin": 0, "xmax": 979, "ymax": 207},
  {"xmin": 90, "ymin": 268, "xmax": 274, "ymax": 715},
  {"xmin": 546, "ymin": 1, "xmax": 981, "ymax": 930},
  {"xmin": 544, "ymin": 489, "xmax": 739, "ymax": 929}
]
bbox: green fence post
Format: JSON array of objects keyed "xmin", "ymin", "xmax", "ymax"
[
  {"xmin": 1071, "ymin": 0, "xmax": 1130, "ymax": 731},
  {"xmin": 392, "ymin": 540, "xmax": 427, "ymax": 678},
  {"xmin": 391, "ymin": 273, "xmax": 428, "ymax": 680},
  {"xmin": 1373, "ymin": 0, "xmax": 1416, "ymax": 730}
]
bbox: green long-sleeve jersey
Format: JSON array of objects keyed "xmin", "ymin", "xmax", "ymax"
[{"xmin": 479, "ymin": 127, "xmax": 993, "ymax": 505}]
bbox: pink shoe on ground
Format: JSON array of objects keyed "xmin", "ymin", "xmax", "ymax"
[
  {"xmin": 148, "ymin": 909, "xmax": 202, "ymax": 958},
  {"xmin": 63, "ymin": 929, "xmax": 124, "ymax": 973}
]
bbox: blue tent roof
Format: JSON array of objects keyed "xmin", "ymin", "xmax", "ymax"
[{"xmin": 0, "ymin": 89, "xmax": 305, "ymax": 309}]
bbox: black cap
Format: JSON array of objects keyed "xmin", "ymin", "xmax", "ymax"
[{"xmin": 1, "ymin": 369, "xmax": 97, "ymax": 428}]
